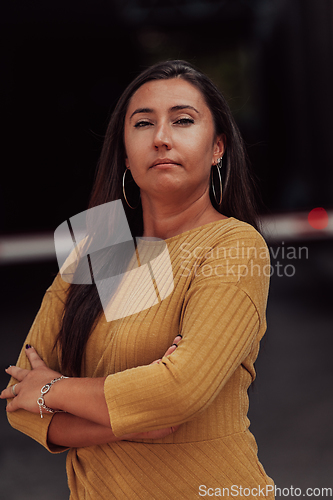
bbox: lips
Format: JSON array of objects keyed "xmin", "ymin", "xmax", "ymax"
[{"xmin": 150, "ymin": 158, "xmax": 180, "ymax": 168}]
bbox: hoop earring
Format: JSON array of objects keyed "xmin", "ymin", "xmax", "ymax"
[
  {"xmin": 211, "ymin": 157, "xmax": 223, "ymax": 206},
  {"xmin": 122, "ymin": 168, "xmax": 140, "ymax": 209}
]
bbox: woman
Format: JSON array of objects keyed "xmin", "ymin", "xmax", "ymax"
[{"xmin": 1, "ymin": 60, "xmax": 274, "ymax": 499}]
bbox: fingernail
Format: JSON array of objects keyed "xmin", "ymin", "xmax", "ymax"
[
  {"xmin": 25, "ymin": 344, "xmax": 32, "ymax": 349},
  {"xmin": 176, "ymin": 334, "xmax": 183, "ymax": 339},
  {"xmin": 172, "ymin": 344, "xmax": 178, "ymax": 348}
]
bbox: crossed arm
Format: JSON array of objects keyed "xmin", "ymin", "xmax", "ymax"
[{"xmin": 0, "ymin": 338, "xmax": 181, "ymax": 448}]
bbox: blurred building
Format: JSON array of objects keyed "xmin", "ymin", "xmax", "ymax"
[{"xmin": 1, "ymin": 0, "xmax": 333, "ymax": 236}]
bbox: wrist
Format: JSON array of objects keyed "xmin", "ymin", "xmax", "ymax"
[
  {"xmin": 43, "ymin": 376, "xmax": 110, "ymax": 427},
  {"xmin": 45, "ymin": 375, "xmax": 72, "ymax": 412},
  {"xmin": 38, "ymin": 376, "xmax": 69, "ymax": 418}
]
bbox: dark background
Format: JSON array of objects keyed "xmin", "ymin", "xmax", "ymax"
[
  {"xmin": 1, "ymin": 0, "xmax": 332, "ymax": 498},
  {"xmin": 2, "ymin": 0, "xmax": 333, "ymax": 234}
]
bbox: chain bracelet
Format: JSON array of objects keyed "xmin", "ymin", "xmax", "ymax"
[{"xmin": 37, "ymin": 376, "xmax": 69, "ymax": 419}]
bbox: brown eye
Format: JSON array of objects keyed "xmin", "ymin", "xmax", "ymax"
[
  {"xmin": 174, "ymin": 118, "xmax": 194, "ymax": 125},
  {"xmin": 134, "ymin": 121, "xmax": 152, "ymax": 128}
]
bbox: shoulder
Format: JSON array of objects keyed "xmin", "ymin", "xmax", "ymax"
[
  {"xmin": 185, "ymin": 217, "xmax": 268, "ymax": 256},
  {"xmin": 214, "ymin": 217, "xmax": 266, "ymax": 243},
  {"xmin": 169, "ymin": 217, "xmax": 269, "ymax": 266},
  {"xmin": 175, "ymin": 218, "xmax": 270, "ymax": 317}
]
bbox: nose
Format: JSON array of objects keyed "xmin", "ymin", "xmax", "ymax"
[{"xmin": 153, "ymin": 122, "xmax": 172, "ymax": 150}]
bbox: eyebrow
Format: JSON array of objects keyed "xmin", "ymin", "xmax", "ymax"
[{"xmin": 129, "ymin": 105, "xmax": 199, "ymax": 120}]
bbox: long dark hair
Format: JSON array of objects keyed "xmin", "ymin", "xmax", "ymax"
[{"xmin": 56, "ymin": 60, "xmax": 260, "ymax": 376}]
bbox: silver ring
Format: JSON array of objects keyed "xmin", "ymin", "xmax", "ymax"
[{"xmin": 11, "ymin": 384, "xmax": 18, "ymax": 397}]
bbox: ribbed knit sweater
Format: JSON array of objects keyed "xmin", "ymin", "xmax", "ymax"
[{"xmin": 7, "ymin": 217, "xmax": 274, "ymax": 499}]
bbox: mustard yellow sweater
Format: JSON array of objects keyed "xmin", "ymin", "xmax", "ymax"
[{"xmin": 8, "ymin": 218, "xmax": 275, "ymax": 499}]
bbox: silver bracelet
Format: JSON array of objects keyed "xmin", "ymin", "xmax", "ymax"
[{"xmin": 37, "ymin": 376, "xmax": 69, "ymax": 419}]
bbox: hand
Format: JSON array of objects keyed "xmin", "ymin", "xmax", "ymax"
[
  {"xmin": 150, "ymin": 334, "xmax": 182, "ymax": 365},
  {"xmin": 0, "ymin": 346, "xmax": 63, "ymax": 415}
]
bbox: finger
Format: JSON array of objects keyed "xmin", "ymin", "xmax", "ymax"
[
  {"xmin": 24, "ymin": 346, "xmax": 47, "ymax": 369},
  {"xmin": 172, "ymin": 335, "xmax": 182, "ymax": 345},
  {"xmin": 4, "ymin": 365, "xmax": 30, "ymax": 381},
  {"xmin": 163, "ymin": 334, "xmax": 183, "ymax": 357},
  {"xmin": 150, "ymin": 359, "xmax": 161, "ymax": 365},
  {"xmin": 0, "ymin": 384, "xmax": 19, "ymax": 400},
  {"xmin": 151, "ymin": 335, "xmax": 183, "ymax": 365},
  {"xmin": 5, "ymin": 398, "xmax": 18, "ymax": 412},
  {"xmin": 163, "ymin": 345, "xmax": 177, "ymax": 357}
]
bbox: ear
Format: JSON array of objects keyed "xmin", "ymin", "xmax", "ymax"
[
  {"xmin": 212, "ymin": 134, "xmax": 226, "ymax": 165},
  {"xmin": 125, "ymin": 157, "xmax": 130, "ymax": 170}
]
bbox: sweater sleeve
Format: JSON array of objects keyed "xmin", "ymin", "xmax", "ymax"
[
  {"xmin": 6, "ymin": 274, "xmax": 69, "ymax": 453},
  {"xmin": 105, "ymin": 232, "xmax": 270, "ymax": 436}
]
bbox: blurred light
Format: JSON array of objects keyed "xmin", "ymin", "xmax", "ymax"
[
  {"xmin": 308, "ymin": 207, "xmax": 329, "ymax": 230},
  {"xmin": 261, "ymin": 210, "xmax": 333, "ymax": 242},
  {"xmin": 0, "ymin": 233, "xmax": 56, "ymax": 265},
  {"xmin": 1, "ymin": 210, "xmax": 333, "ymax": 265}
]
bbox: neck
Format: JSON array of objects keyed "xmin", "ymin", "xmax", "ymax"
[{"xmin": 140, "ymin": 190, "xmax": 227, "ymax": 239}]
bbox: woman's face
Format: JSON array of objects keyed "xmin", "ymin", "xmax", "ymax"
[{"xmin": 124, "ymin": 78, "xmax": 224, "ymax": 205}]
